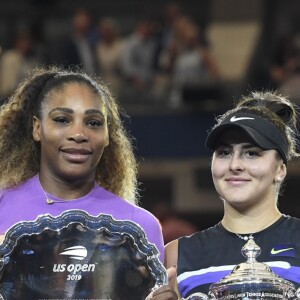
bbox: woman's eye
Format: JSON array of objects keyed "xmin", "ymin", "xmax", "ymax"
[
  {"xmin": 222, "ymin": 149, "xmax": 231, "ymax": 156},
  {"xmin": 215, "ymin": 148, "xmax": 231, "ymax": 157},
  {"xmin": 53, "ymin": 117, "xmax": 69, "ymax": 124},
  {"xmin": 87, "ymin": 119, "xmax": 103, "ymax": 127},
  {"xmin": 245, "ymin": 150, "xmax": 259, "ymax": 157}
]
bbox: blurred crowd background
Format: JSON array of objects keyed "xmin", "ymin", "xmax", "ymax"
[{"xmin": 1, "ymin": 0, "xmax": 300, "ymax": 242}]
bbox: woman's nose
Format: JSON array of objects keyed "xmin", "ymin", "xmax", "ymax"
[
  {"xmin": 229, "ymin": 154, "xmax": 244, "ymax": 171},
  {"xmin": 68, "ymin": 123, "xmax": 88, "ymax": 142}
]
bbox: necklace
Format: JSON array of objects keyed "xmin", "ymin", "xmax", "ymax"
[
  {"xmin": 38, "ymin": 176, "xmax": 94, "ymax": 205},
  {"xmin": 235, "ymin": 233, "xmax": 252, "ymax": 241},
  {"xmin": 38, "ymin": 179, "xmax": 54, "ymax": 204},
  {"xmin": 41, "ymin": 187, "xmax": 75, "ymax": 205},
  {"xmin": 222, "ymin": 213, "xmax": 282, "ymax": 242}
]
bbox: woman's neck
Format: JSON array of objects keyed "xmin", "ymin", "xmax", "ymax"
[
  {"xmin": 38, "ymin": 173, "xmax": 95, "ymax": 200},
  {"xmin": 221, "ymin": 205, "xmax": 282, "ymax": 234}
]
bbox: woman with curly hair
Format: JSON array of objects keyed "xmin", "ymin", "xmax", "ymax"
[{"xmin": 0, "ymin": 65, "xmax": 165, "ymax": 261}]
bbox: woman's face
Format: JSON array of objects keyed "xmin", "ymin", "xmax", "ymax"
[
  {"xmin": 32, "ymin": 82, "xmax": 109, "ymax": 182},
  {"xmin": 211, "ymin": 128, "xmax": 286, "ymax": 210}
]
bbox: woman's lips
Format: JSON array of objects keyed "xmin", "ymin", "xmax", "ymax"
[
  {"xmin": 226, "ymin": 177, "xmax": 251, "ymax": 185},
  {"xmin": 60, "ymin": 148, "xmax": 92, "ymax": 162}
]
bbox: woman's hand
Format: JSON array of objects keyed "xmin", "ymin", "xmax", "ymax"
[
  {"xmin": 0, "ymin": 234, "xmax": 4, "ymax": 244},
  {"xmin": 146, "ymin": 266, "xmax": 179, "ymax": 299}
]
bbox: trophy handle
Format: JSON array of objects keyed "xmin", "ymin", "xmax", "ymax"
[
  {"xmin": 295, "ymin": 287, "xmax": 300, "ymax": 299},
  {"xmin": 184, "ymin": 292, "xmax": 209, "ymax": 300}
]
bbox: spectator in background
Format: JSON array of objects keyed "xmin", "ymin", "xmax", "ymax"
[
  {"xmin": 60, "ymin": 8, "xmax": 97, "ymax": 75},
  {"xmin": 271, "ymin": 32, "xmax": 300, "ymax": 105},
  {"xmin": 95, "ymin": 18, "xmax": 124, "ymax": 98},
  {"xmin": 154, "ymin": 2, "xmax": 183, "ymax": 70},
  {"xmin": 171, "ymin": 22, "xmax": 220, "ymax": 86},
  {"xmin": 159, "ymin": 16, "xmax": 221, "ymax": 107},
  {"xmin": 159, "ymin": 16, "xmax": 196, "ymax": 74},
  {"xmin": 151, "ymin": 3, "xmax": 185, "ymax": 107},
  {"xmin": 161, "ymin": 3, "xmax": 183, "ymax": 45},
  {"xmin": 0, "ymin": 30, "xmax": 41, "ymax": 100},
  {"xmin": 270, "ymin": 33, "xmax": 300, "ymax": 86},
  {"xmin": 119, "ymin": 19, "xmax": 160, "ymax": 104}
]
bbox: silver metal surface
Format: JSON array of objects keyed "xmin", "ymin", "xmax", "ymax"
[
  {"xmin": 0, "ymin": 210, "xmax": 167, "ymax": 300},
  {"xmin": 186, "ymin": 237, "xmax": 298, "ymax": 300}
]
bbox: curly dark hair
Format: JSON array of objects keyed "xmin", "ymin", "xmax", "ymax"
[{"xmin": 0, "ymin": 66, "xmax": 138, "ymax": 203}]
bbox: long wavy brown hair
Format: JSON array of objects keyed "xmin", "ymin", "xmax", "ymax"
[{"xmin": 0, "ymin": 66, "xmax": 138, "ymax": 203}]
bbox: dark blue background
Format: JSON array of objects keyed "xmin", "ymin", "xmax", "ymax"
[{"xmin": 126, "ymin": 112, "xmax": 217, "ymax": 159}]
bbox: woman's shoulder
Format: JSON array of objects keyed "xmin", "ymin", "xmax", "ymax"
[
  {"xmin": 179, "ymin": 223, "xmax": 221, "ymax": 243},
  {"xmin": 99, "ymin": 187, "xmax": 160, "ymax": 223},
  {"xmin": 281, "ymin": 214, "xmax": 300, "ymax": 228},
  {"xmin": 93, "ymin": 185, "xmax": 160, "ymax": 225},
  {"xmin": 0, "ymin": 176, "xmax": 36, "ymax": 199},
  {"xmin": 131, "ymin": 204, "xmax": 161, "ymax": 228}
]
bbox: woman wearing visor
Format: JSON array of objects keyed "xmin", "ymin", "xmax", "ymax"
[{"xmin": 163, "ymin": 91, "xmax": 300, "ymax": 299}]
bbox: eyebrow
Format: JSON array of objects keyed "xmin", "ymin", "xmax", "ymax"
[{"xmin": 48, "ymin": 107, "xmax": 105, "ymax": 117}]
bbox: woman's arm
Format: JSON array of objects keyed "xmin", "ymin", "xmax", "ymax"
[
  {"xmin": 164, "ymin": 239, "xmax": 181, "ymax": 299},
  {"xmin": 146, "ymin": 239, "xmax": 180, "ymax": 299}
]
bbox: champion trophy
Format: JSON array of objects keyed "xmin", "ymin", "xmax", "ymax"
[{"xmin": 185, "ymin": 237, "xmax": 300, "ymax": 300}]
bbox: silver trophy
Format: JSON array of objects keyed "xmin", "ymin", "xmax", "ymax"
[
  {"xmin": 0, "ymin": 210, "xmax": 167, "ymax": 300},
  {"xmin": 186, "ymin": 237, "xmax": 299, "ymax": 300}
]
